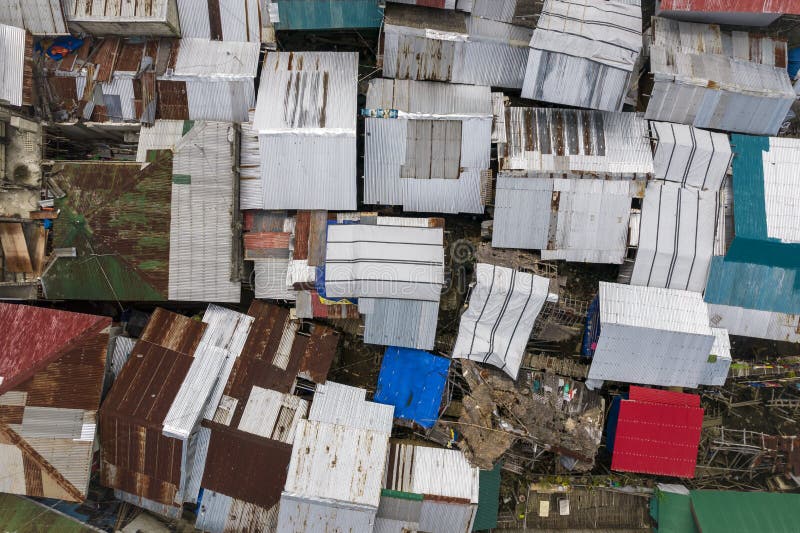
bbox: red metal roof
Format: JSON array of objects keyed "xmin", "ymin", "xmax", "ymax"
[
  {"xmin": 0, "ymin": 304, "xmax": 109, "ymax": 395},
  {"xmin": 611, "ymin": 388, "xmax": 703, "ymax": 478},
  {"xmin": 660, "ymin": 0, "xmax": 800, "ymax": 14}
]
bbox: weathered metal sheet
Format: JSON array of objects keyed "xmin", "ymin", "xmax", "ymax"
[
  {"xmin": 521, "ymin": 0, "xmax": 642, "ymax": 111},
  {"xmin": 362, "ymin": 298, "xmax": 439, "ymax": 350},
  {"xmin": 588, "ymin": 282, "xmax": 721, "ymax": 388},
  {"xmin": 178, "ymin": 0, "xmax": 261, "ymax": 42},
  {"xmin": 308, "ymin": 382, "xmax": 395, "ymax": 434},
  {"xmin": 385, "ymin": 442, "xmax": 480, "ymax": 503},
  {"xmin": 64, "ymin": 0, "xmax": 179, "ymax": 36},
  {"xmin": 197, "ymin": 490, "xmax": 280, "ymax": 533},
  {"xmin": 645, "ymin": 17, "xmax": 795, "ymax": 135},
  {"xmin": 0, "ymin": 24, "xmax": 25, "ymax": 107},
  {"xmin": 0, "ymin": 0, "xmax": 68, "ymax": 34},
  {"xmin": 277, "ymin": 495, "xmax": 377, "ymax": 533},
  {"xmin": 237, "ymin": 387, "xmax": 308, "ymax": 442},
  {"xmin": 140, "ymin": 308, "xmax": 206, "ymax": 356},
  {"xmin": 272, "ymin": 0, "xmax": 383, "ymax": 30},
  {"xmin": 651, "ymin": 122, "xmax": 731, "ymax": 192}
]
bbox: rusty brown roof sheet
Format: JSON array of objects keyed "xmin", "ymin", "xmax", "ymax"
[
  {"xmin": 140, "ymin": 308, "xmax": 206, "ymax": 356},
  {"xmin": 298, "ymin": 323, "xmax": 339, "ymax": 384},
  {"xmin": 200, "ymin": 421, "xmax": 292, "ymax": 509}
]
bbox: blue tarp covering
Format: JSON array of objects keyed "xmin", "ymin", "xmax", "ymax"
[
  {"xmin": 374, "ymin": 347, "xmax": 450, "ymax": 429},
  {"xmin": 789, "ymin": 47, "xmax": 800, "ymax": 78},
  {"xmin": 581, "ymin": 295, "xmax": 601, "ymax": 357}
]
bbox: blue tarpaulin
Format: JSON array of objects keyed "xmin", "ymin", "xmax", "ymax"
[
  {"xmin": 789, "ymin": 48, "xmax": 800, "ymax": 79},
  {"xmin": 374, "ymin": 347, "xmax": 450, "ymax": 429}
]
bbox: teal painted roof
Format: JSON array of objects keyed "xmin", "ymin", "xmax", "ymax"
[
  {"xmin": 274, "ymin": 0, "xmax": 383, "ymax": 30},
  {"xmin": 704, "ymin": 257, "xmax": 800, "ymax": 314},
  {"xmin": 650, "ymin": 489, "xmax": 698, "ymax": 533},
  {"xmin": 690, "ymin": 491, "xmax": 800, "ymax": 533},
  {"xmin": 473, "ymin": 462, "xmax": 501, "ymax": 531}
]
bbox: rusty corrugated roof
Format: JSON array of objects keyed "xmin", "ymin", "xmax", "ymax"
[{"xmin": 200, "ymin": 421, "xmax": 292, "ymax": 509}]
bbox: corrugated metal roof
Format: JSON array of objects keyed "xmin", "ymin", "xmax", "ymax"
[
  {"xmin": 324, "ymin": 223, "xmax": 445, "ymax": 301},
  {"xmin": 588, "ymin": 283, "xmax": 720, "ymax": 388},
  {"xmin": 309, "ymin": 382, "xmax": 395, "ymax": 434},
  {"xmin": 705, "ymin": 258, "xmax": 800, "ymax": 316},
  {"xmin": 452, "ymin": 263, "xmax": 550, "ymax": 380},
  {"xmin": 645, "ymin": 17, "xmax": 795, "ymax": 135},
  {"xmin": 492, "ymin": 177, "xmax": 639, "ymax": 264},
  {"xmin": 660, "ymin": 0, "xmax": 800, "ymax": 14},
  {"xmin": 384, "ymin": 442, "xmax": 480, "ymax": 503},
  {"xmin": 419, "ymin": 500, "xmax": 477, "ymax": 533},
  {"xmin": 499, "ymin": 108, "xmax": 653, "ymax": 176},
  {"xmin": 362, "ymin": 298, "xmax": 439, "ymax": 350},
  {"xmin": 237, "ymin": 387, "xmax": 308, "ymax": 443},
  {"xmin": 0, "ymin": 0, "xmax": 68, "ymax": 34},
  {"xmin": 0, "ymin": 305, "xmax": 109, "ymax": 502},
  {"xmin": 250, "ymin": 51, "xmax": 358, "ymax": 210},
  {"xmin": 757, "ymin": 137, "xmax": 800, "ymax": 244},
  {"xmin": 200, "ymin": 421, "xmax": 292, "ymax": 509},
  {"xmin": 388, "ymin": 0, "xmax": 457, "ymax": 8},
  {"xmin": 166, "ymin": 121, "xmax": 241, "ymax": 303},
  {"xmin": 136, "ymin": 119, "xmax": 186, "ymax": 162},
  {"xmin": 651, "ymin": 122, "xmax": 731, "ymax": 192},
  {"xmin": 66, "ymin": 0, "xmax": 171, "ymax": 19},
  {"xmin": 254, "ymin": 259, "xmax": 297, "ymax": 300},
  {"xmin": 196, "ymin": 491, "xmax": 279, "ymax": 533},
  {"xmin": 630, "ymin": 182, "xmax": 717, "ymax": 293},
  {"xmin": 272, "ymin": 0, "xmax": 384, "ymax": 30},
  {"xmin": 708, "ymin": 303, "xmax": 800, "ymax": 343},
  {"xmin": 382, "ymin": 5, "xmax": 531, "ymax": 88},
  {"xmin": 239, "ymin": 112, "xmax": 262, "ymax": 208},
  {"xmin": 0, "ymin": 24, "xmax": 25, "ymax": 107},
  {"xmin": 283, "ymin": 418, "xmax": 391, "ymax": 507},
  {"xmin": 178, "ymin": 0, "xmax": 261, "ymax": 42},
  {"xmin": 276, "ymin": 495, "xmax": 377, "ymax": 533},
  {"xmin": 689, "ymin": 490, "xmax": 800, "ymax": 533},
  {"xmin": 366, "ymin": 78, "xmax": 492, "ymax": 114},
  {"xmin": 521, "ymin": 0, "xmax": 642, "ymax": 111}
]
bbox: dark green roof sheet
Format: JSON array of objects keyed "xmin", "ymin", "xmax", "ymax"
[
  {"xmin": 473, "ymin": 462, "xmax": 501, "ymax": 531},
  {"xmin": 0, "ymin": 494, "xmax": 97, "ymax": 533},
  {"xmin": 43, "ymin": 151, "xmax": 173, "ymax": 301},
  {"xmin": 651, "ymin": 489, "xmax": 698, "ymax": 533},
  {"xmin": 690, "ymin": 490, "xmax": 800, "ymax": 533}
]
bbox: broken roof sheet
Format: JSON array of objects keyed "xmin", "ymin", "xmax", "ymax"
[
  {"xmin": 499, "ymin": 107, "xmax": 654, "ymax": 176},
  {"xmin": 0, "ymin": 23, "xmax": 24, "ymax": 107},
  {"xmin": 645, "ymin": 17, "xmax": 795, "ymax": 135},
  {"xmin": 374, "ymin": 347, "xmax": 450, "ymax": 429},
  {"xmin": 631, "ymin": 182, "xmax": 717, "ymax": 293},
  {"xmin": 0, "ymin": 304, "xmax": 110, "ymax": 501},
  {"xmin": 252, "ymin": 51, "xmax": 358, "ymax": 210},
  {"xmin": 452, "ymin": 263, "xmax": 550, "ymax": 380},
  {"xmin": 521, "ymin": 0, "xmax": 643, "ymax": 111},
  {"xmin": 611, "ymin": 386, "xmax": 703, "ymax": 478},
  {"xmin": 651, "ymin": 122, "xmax": 731, "ymax": 192},
  {"xmin": 492, "ymin": 177, "xmax": 639, "ymax": 264},
  {"xmin": 324, "ymin": 223, "xmax": 445, "ymax": 302}
]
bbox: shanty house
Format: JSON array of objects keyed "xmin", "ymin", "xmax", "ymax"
[
  {"xmin": 64, "ymin": 0, "xmax": 181, "ymax": 36},
  {"xmin": 453, "ymin": 263, "xmax": 551, "ymax": 380},
  {"xmin": 492, "ymin": 108, "xmax": 653, "ymax": 263},
  {"xmin": 0, "ymin": 0, "xmax": 68, "ymax": 34},
  {"xmin": 657, "ymin": 0, "xmax": 800, "ymax": 26},
  {"xmin": 705, "ymin": 135, "xmax": 800, "ymax": 343},
  {"xmin": 0, "ymin": 304, "xmax": 110, "ymax": 502},
  {"xmin": 246, "ymin": 51, "xmax": 358, "ymax": 210},
  {"xmin": 645, "ymin": 17, "xmax": 795, "ymax": 135},
  {"xmin": 377, "ymin": 441, "xmax": 481, "ymax": 532},
  {"xmin": 363, "ymin": 78, "xmax": 492, "ymax": 214},
  {"xmin": 382, "ymin": 4, "xmax": 533, "ymax": 89},
  {"xmin": 586, "ymin": 282, "xmax": 731, "ymax": 388},
  {"xmin": 521, "ymin": 0, "xmax": 643, "ymax": 112},
  {"xmin": 277, "ymin": 382, "xmax": 395, "ymax": 531},
  {"xmin": 99, "ymin": 306, "xmax": 253, "ymax": 517},
  {"xmin": 192, "ymin": 301, "xmax": 339, "ymax": 532},
  {"xmin": 0, "ymin": 23, "xmax": 25, "ymax": 107}
]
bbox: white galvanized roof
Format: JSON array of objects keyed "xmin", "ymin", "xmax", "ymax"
[
  {"xmin": 761, "ymin": 137, "xmax": 800, "ymax": 244},
  {"xmin": 251, "ymin": 52, "xmax": 358, "ymax": 210},
  {"xmin": 651, "ymin": 122, "xmax": 731, "ymax": 192},
  {"xmin": 283, "ymin": 419, "xmax": 390, "ymax": 508},
  {"xmin": 170, "ymin": 39, "xmax": 260, "ymax": 79},
  {"xmin": 631, "ymin": 182, "xmax": 717, "ymax": 293},
  {"xmin": 599, "ymin": 282, "xmax": 713, "ymax": 335},
  {"xmin": 166, "ymin": 122, "xmax": 242, "ymax": 303},
  {"xmin": 277, "ymin": 495, "xmax": 377, "ymax": 533},
  {"xmin": 0, "ymin": 23, "xmax": 25, "ymax": 107},
  {"xmin": 136, "ymin": 120, "xmax": 186, "ymax": 162},
  {"xmin": 384, "ymin": 442, "xmax": 480, "ymax": 503},
  {"xmin": 366, "ymin": 78, "xmax": 492, "ymax": 115},
  {"xmin": 499, "ymin": 108, "xmax": 653, "ymax": 176},
  {"xmin": 645, "ymin": 18, "xmax": 795, "ymax": 135},
  {"xmin": 162, "ymin": 305, "xmax": 253, "ymax": 440},
  {"xmin": 708, "ymin": 303, "xmax": 800, "ymax": 343},
  {"xmin": 363, "ymin": 79, "xmax": 492, "ymax": 214},
  {"xmin": 521, "ymin": 0, "xmax": 642, "ymax": 111},
  {"xmin": 65, "ymin": 0, "xmax": 170, "ymax": 20},
  {"xmin": 324, "ymin": 224, "xmax": 445, "ymax": 302},
  {"xmin": 0, "ymin": 0, "xmax": 68, "ymax": 34},
  {"xmin": 254, "ymin": 259, "xmax": 297, "ymax": 301},
  {"xmin": 452, "ymin": 263, "xmax": 550, "ymax": 380},
  {"xmin": 493, "ymin": 176, "xmax": 639, "ymax": 264},
  {"xmin": 238, "ymin": 387, "xmax": 308, "ymax": 444},
  {"xmin": 309, "ymin": 382, "xmax": 394, "ymax": 434},
  {"xmin": 178, "ymin": 0, "xmax": 261, "ymax": 42},
  {"xmin": 362, "ymin": 298, "xmax": 439, "ymax": 351}
]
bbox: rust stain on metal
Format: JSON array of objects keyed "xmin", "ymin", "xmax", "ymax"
[
  {"xmin": 140, "ymin": 308, "xmax": 206, "ymax": 356},
  {"xmin": 297, "ymin": 324, "xmax": 339, "ymax": 384}
]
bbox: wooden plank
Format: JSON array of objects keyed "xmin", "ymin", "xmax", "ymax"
[
  {"xmin": 307, "ymin": 211, "xmax": 328, "ymax": 267},
  {"xmin": 30, "ymin": 226, "xmax": 46, "ymax": 277},
  {"xmin": 208, "ymin": 0, "xmax": 223, "ymax": 41},
  {"xmin": 28, "ymin": 210, "xmax": 59, "ymax": 220},
  {"xmin": 0, "ymin": 223, "xmax": 33, "ymax": 273}
]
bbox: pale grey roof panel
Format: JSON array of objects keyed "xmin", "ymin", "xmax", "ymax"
[
  {"xmin": 708, "ymin": 303, "xmax": 800, "ymax": 343},
  {"xmin": 253, "ymin": 259, "xmax": 296, "ymax": 300},
  {"xmin": 277, "ymin": 495, "xmax": 377, "ymax": 533},
  {"xmin": 308, "ymin": 382, "xmax": 394, "ymax": 434},
  {"xmin": 178, "ymin": 0, "xmax": 261, "ymax": 42},
  {"xmin": 366, "ymin": 78, "xmax": 491, "ymax": 115},
  {"xmin": 630, "ymin": 182, "xmax": 717, "ymax": 293},
  {"xmin": 0, "ymin": 0, "xmax": 68, "ymax": 34},
  {"xmin": 491, "ymin": 176, "xmax": 552, "ymax": 250},
  {"xmin": 0, "ymin": 24, "xmax": 25, "ymax": 107},
  {"xmin": 651, "ymin": 122, "xmax": 731, "ymax": 192},
  {"xmin": 362, "ymin": 298, "xmax": 439, "ymax": 351}
]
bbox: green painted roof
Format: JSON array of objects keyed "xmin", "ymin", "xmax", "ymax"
[
  {"xmin": 0, "ymin": 494, "xmax": 96, "ymax": 532},
  {"xmin": 651, "ymin": 489, "xmax": 698, "ymax": 533},
  {"xmin": 473, "ymin": 462, "xmax": 502, "ymax": 531},
  {"xmin": 690, "ymin": 491, "xmax": 800, "ymax": 533},
  {"xmin": 42, "ymin": 152, "xmax": 173, "ymax": 301}
]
